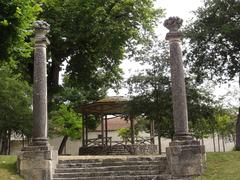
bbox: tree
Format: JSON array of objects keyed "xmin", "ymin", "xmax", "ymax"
[
  {"xmin": 49, "ymin": 104, "xmax": 82, "ymax": 155},
  {"xmin": 0, "ymin": 65, "xmax": 32, "ymax": 154},
  {"xmin": 40, "ymin": 0, "xmax": 163, "ymax": 101},
  {"xmin": 0, "ymin": 0, "xmax": 42, "ymax": 62},
  {"xmin": 49, "ymin": 75, "xmax": 102, "ymax": 154},
  {"xmin": 118, "ymin": 127, "xmax": 139, "ymax": 144},
  {"xmin": 51, "ymin": 75, "xmax": 106, "ymax": 114},
  {"xmin": 186, "ymin": 80, "xmax": 216, "ymax": 145},
  {"xmin": 127, "ymin": 40, "xmax": 173, "ymax": 154},
  {"xmin": 184, "ymin": 0, "xmax": 240, "ymax": 150},
  {"xmin": 213, "ymin": 99, "xmax": 237, "ymax": 152}
]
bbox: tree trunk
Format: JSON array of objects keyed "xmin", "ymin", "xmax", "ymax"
[
  {"xmin": 58, "ymin": 136, "xmax": 68, "ymax": 155},
  {"xmin": 217, "ymin": 133, "xmax": 221, "ymax": 152},
  {"xmin": 235, "ymin": 106, "xmax": 240, "ymax": 150},
  {"xmin": 1, "ymin": 131, "xmax": 8, "ymax": 155},
  {"xmin": 150, "ymin": 120, "xmax": 155, "ymax": 144},
  {"xmin": 232, "ymin": 133, "xmax": 236, "ymax": 146},
  {"xmin": 27, "ymin": 138, "xmax": 30, "ymax": 145},
  {"xmin": 201, "ymin": 138, "xmax": 204, "ymax": 146},
  {"xmin": 212, "ymin": 132, "xmax": 216, "ymax": 152},
  {"xmin": 158, "ymin": 132, "xmax": 162, "ymax": 155},
  {"xmin": 22, "ymin": 133, "xmax": 25, "ymax": 148},
  {"xmin": 7, "ymin": 130, "xmax": 11, "ymax": 155},
  {"xmin": 222, "ymin": 133, "xmax": 225, "ymax": 152},
  {"xmin": 0, "ymin": 139, "xmax": 1, "ymax": 153},
  {"xmin": 48, "ymin": 57, "xmax": 62, "ymax": 110},
  {"xmin": 235, "ymin": 74, "xmax": 240, "ymax": 150}
]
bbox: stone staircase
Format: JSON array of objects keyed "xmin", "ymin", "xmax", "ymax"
[{"xmin": 53, "ymin": 155, "xmax": 170, "ymax": 180}]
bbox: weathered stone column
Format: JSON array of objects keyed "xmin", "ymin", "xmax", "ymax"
[
  {"xmin": 164, "ymin": 17, "xmax": 205, "ymax": 179},
  {"xmin": 32, "ymin": 20, "xmax": 50, "ymax": 146},
  {"xmin": 164, "ymin": 17, "xmax": 190, "ymax": 140},
  {"xmin": 18, "ymin": 21, "xmax": 58, "ymax": 180}
]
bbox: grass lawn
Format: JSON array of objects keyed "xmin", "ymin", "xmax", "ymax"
[
  {"xmin": 196, "ymin": 151, "xmax": 240, "ymax": 180},
  {"xmin": 0, "ymin": 156, "xmax": 23, "ymax": 180}
]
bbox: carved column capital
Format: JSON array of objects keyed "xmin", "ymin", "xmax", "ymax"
[
  {"xmin": 164, "ymin": 17, "xmax": 183, "ymax": 41},
  {"xmin": 164, "ymin": 16, "xmax": 183, "ymax": 31},
  {"xmin": 34, "ymin": 20, "xmax": 50, "ymax": 45}
]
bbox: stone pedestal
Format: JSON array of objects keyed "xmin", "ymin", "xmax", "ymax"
[
  {"xmin": 166, "ymin": 140, "xmax": 205, "ymax": 179},
  {"xmin": 18, "ymin": 146, "xmax": 58, "ymax": 180}
]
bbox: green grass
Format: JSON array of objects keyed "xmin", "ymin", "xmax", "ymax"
[
  {"xmin": 196, "ymin": 152, "xmax": 240, "ymax": 180},
  {"xmin": 0, "ymin": 156, "xmax": 23, "ymax": 180}
]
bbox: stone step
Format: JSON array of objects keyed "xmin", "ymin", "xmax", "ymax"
[
  {"xmin": 53, "ymin": 170, "xmax": 162, "ymax": 178},
  {"xmin": 107, "ymin": 153, "xmax": 131, "ymax": 155},
  {"xmin": 108, "ymin": 150, "xmax": 129, "ymax": 152},
  {"xmin": 111, "ymin": 147, "xmax": 126, "ymax": 150},
  {"xmin": 55, "ymin": 164, "xmax": 164, "ymax": 173},
  {"xmin": 57, "ymin": 160, "xmax": 162, "ymax": 168},
  {"xmin": 58, "ymin": 156, "xmax": 165, "ymax": 164},
  {"xmin": 52, "ymin": 174, "xmax": 170, "ymax": 180},
  {"xmin": 108, "ymin": 151, "xmax": 129, "ymax": 153},
  {"xmin": 107, "ymin": 152, "xmax": 130, "ymax": 155}
]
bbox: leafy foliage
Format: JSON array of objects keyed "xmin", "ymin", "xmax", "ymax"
[
  {"xmin": 51, "ymin": 75, "xmax": 107, "ymax": 109},
  {"xmin": 117, "ymin": 127, "xmax": 138, "ymax": 140},
  {"xmin": 127, "ymin": 40, "xmax": 174, "ymax": 138},
  {"xmin": 0, "ymin": 0, "xmax": 42, "ymax": 62},
  {"xmin": 117, "ymin": 128, "xmax": 131, "ymax": 140},
  {"xmin": 184, "ymin": 0, "xmax": 240, "ymax": 82},
  {"xmin": 0, "ymin": 65, "xmax": 32, "ymax": 136},
  {"xmin": 41, "ymin": 0, "xmax": 164, "ymax": 97},
  {"xmin": 49, "ymin": 104, "xmax": 82, "ymax": 139},
  {"xmin": 0, "ymin": 65, "xmax": 32, "ymax": 154},
  {"xmin": 186, "ymin": 81, "xmax": 216, "ymax": 139},
  {"xmin": 214, "ymin": 106, "xmax": 236, "ymax": 137}
]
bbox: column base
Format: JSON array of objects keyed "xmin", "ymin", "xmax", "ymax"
[
  {"xmin": 18, "ymin": 145, "xmax": 58, "ymax": 180},
  {"xmin": 173, "ymin": 133, "xmax": 193, "ymax": 141},
  {"xmin": 166, "ymin": 139, "xmax": 206, "ymax": 179},
  {"xmin": 32, "ymin": 137, "xmax": 49, "ymax": 146}
]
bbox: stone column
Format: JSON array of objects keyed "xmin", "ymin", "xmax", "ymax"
[
  {"xmin": 18, "ymin": 21, "xmax": 58, "ymax": 180},
  {"xmin": 164, "ymin": 17, "xmax": 190, "ymax": 141},
  {"xmin": 164, "ymin": 17, "xmax": 205, "ymax": 179},
  {"xmin": 32, "ymin": 20, "xmax": 50, "ymax": 146}
]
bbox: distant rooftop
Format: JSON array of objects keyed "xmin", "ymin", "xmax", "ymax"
[{"xmin": 96, "ymin": 96, "xmax": 129, "ymax": 103}]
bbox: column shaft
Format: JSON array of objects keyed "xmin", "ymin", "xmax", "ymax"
[
  {"xmin": 169, "ymin": 40, "xmax": 189, "ymax": 136},
  {"xmin": 164, "ymin": 17, "xmax": 191, "ymax": 140}
]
